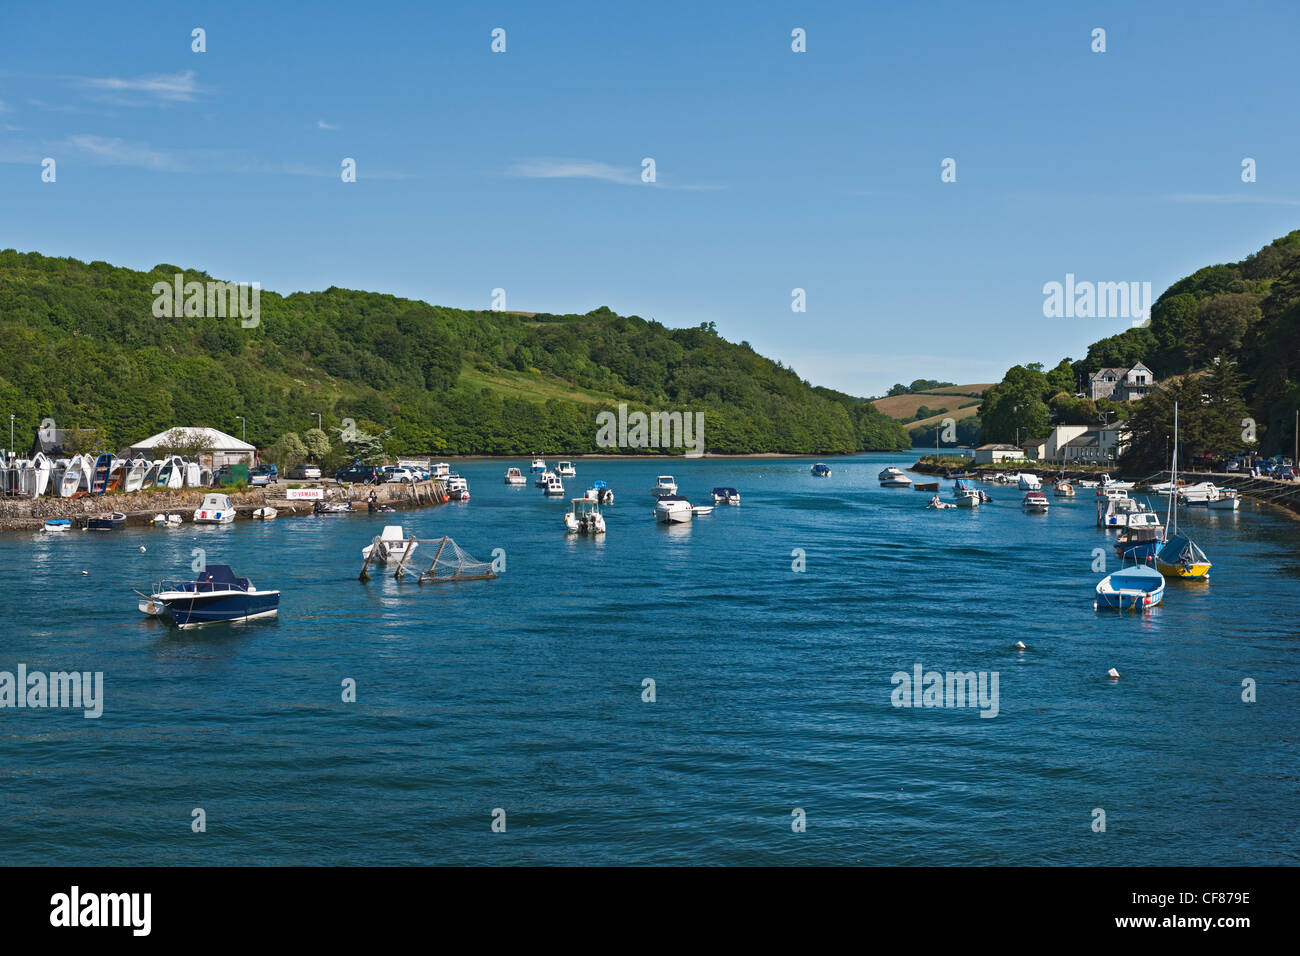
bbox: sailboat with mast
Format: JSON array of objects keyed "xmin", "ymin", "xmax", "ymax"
[{"xmin": 1155, "ymin": 401, "xmax": 1212, "ymax": 579}]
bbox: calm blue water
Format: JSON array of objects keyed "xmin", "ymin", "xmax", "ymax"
[{"xmin": 1, "ymin": 452, "xmax": 1297, "ymax": 865}]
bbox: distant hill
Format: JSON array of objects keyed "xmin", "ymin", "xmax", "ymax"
[{"xmin": 0, "ymin": 250, "xmax": 911, "ymax": 457}]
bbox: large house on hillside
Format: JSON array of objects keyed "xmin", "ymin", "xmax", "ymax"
[
  {"xmin": 1018, "ymin": 424, "xmax": 1130, "ymax": 464},
  {"xmin": 1088, "ymin": 362, "xmax": 1154, "ymax": 402}
]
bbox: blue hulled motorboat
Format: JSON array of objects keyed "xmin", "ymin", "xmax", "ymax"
[{"xmin": 138, "ymin": 564, "xmax": 280, "ymax": 629}]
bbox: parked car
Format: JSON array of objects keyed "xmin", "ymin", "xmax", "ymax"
[
  {"xmin": 248, "ymin": 466, "xmax": 273, "ymax": 487},
  {"xmin": 335, "ymin": 464, "xmax": 384, "ymax": 484},
  {"xmin": 385, "ymin": 467, "xmax": 416, "ymax": 483},
  {"xmin": 288, "ymin": 464, "xmax": 322, "ymax": 480}
]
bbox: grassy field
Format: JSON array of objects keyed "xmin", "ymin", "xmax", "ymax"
[
  {"xmin": 871, "ymin": 384, "xmax": 991, "ymax": 431},
  {"xmin": 458, "ymin": 364, "xmax": 624, "ymax": 406}
]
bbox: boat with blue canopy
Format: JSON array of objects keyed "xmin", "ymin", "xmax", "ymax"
[
  {"xmin": 811, "ymin": 463, "xmax": 831, "ymax": 477},
  {"xmin": 712, "ymin": 487, "xmax": 740, "ymax": 504}
]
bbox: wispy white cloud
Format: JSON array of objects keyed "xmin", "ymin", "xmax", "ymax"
[
  {"xmin": 65, "ymin": 134, "xmax": 184, "ymax": 171},
  {"xmin": 316, "ymin": 119, "xmax": 339, "ymax": 130},
  {"xmin": 508, "ymin": 157, "xmax": 722, "ymax": 191},
  {"xmin": 78, "ymin": 70, "xmax": 202, "ymax": 104},
  {"xmin": 0, "ymin": 99, "xmax": 8, "ymax": 113},
  {"xmin": 1166, "ymin": 192, "xmax": 1300, "ymax": 208},
  {"xmin": 509, "ymin": 158, "xmax": 642, "ymax": 185}
]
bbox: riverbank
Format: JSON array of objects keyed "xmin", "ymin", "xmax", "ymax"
[
  {"xmin": 909, "ymin": 458, "xmax": 1300, "ymax": 517},
  {"xmin": 0, "ymin": 479, "xmax": 447, "ymax": 533}
]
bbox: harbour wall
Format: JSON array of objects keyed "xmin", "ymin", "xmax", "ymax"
[{"xmin": 0, "ymin": 480, "xmax": 447, "ymax": 533}]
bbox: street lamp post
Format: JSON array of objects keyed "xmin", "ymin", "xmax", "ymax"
[
  {"xmin": 236, "ymin": 416, "xmax": 246, "ymax": 442},
  {"xmin": 312, "ymin": 413, "xmax": 322, "ymax": 430}
]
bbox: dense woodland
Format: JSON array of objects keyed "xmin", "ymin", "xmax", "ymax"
[
  {"xmin": 978, "ymin": 230, "xmax": 1300, "ymax": 468},
  {"xmin": 0, "ymin": 251, "xmax": 911, "ymax": 458}
]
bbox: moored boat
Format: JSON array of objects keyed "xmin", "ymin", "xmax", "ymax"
[
  {"xmin": 252, "ymin": 507, "xmax": 277, "ymax": 520},
  {"xmin": 1053, "ymin": 480, "xmax": 1075, "ymax": 497},
  {"xmin": 584, "ymin": 480, "xmax": 614, "ymax": 504},
  {"xmin": 811, "ymin": 463, "xmax": 832, "ymax": 477},
  {"xmin": 86, "ymin": 511, "xmax": 127, "ymax": 531},
  {"xmin": 651, "ymin": 475, "xmax": 678, "ymax": 496},
  {"xmin": 361, "ymin": 525, "xmax": 419, "ymax": 563},
  {"xmin": 1207, "ymin": 489, "xmax": 1240, "ymax": 511},
  {"xmin": 138, "ymin": 564, "xmax": 279, "ymax": 629},
  {"xmin": 556, "ymin": 461, "xmax": 577, "ymax": 478},
  {"xmin": 446, "ymin": 475, "xmax": 470, "ymax": 500},
  {"xmin": 151, "ymin": 513, "xmax": 183, "ymax": 526},
  {"xmin": 879, "ymin": 467, "xmax": 912, "ymax": 487},
  {"xmin": 712, "ymin": 487, "xmax": 740, "ymax": 505},
  {"xmin": 1096, "ymin": 563, "xmax": 1165, "ymax": 611},
  {"xmin": 1022, "ymin": 490, "xmax": 1050, "ymax": 512},
  {"xmin": 564, "ymin": 498, "xmax": 606, "ymax": 534},
  {"xmin": 542, "ymin": 474, "xmax": 565, "ymax": 497},
  {"xmin": 504, "ymin": 467, "xmax": 527, "ymax": 486},
  {"xmin": 42, "ymin": 519, "xmax": 72, "ymax": 532},
  {"xmin": 193, "ymin": 493, "xmax": 236, "ymax": 524},
  {"xmin": 653, "ymin": 495, "xmax": 692, "ymax": 524},
  {"xmin": 954, "ymin": 478, "xmax": 981, "ymax": 508},
  {"xmin": 1016, "ymin": 473, "xmax": 1041, "ymax": 491},
  {"xmin": 529, "ymin": 457, "xmax": 547, "ymax": 474}
]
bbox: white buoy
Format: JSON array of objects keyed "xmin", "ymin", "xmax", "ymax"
[
  {"xmin": 140, "ymin": 546, "xmax": 146, "ymax": 552},
  {"xmin": 1107, "ymin": 667, "xmax": 1120, "ymax": 679},
  {"xmin": 1015, "ymin": 641, "xmax": 1027, "ymax": 650},
  {"xmin": 81, "ymin": 570, "xmax": 88, "ymax": 575}
]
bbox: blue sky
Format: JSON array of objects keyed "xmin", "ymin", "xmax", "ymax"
[{"xmin": 2, "ymin": 0, "xmax": 1298, "ymax": 396}]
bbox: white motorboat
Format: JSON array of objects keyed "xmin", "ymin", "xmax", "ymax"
[
  {"xmin": 504, "ymin": 467, "xmax": 527, "ymax": 486},
  {"xmin": 193, "ymin": 493, "xmax": 236, "ymax": 524},
  {"xmin": 1053, "ymin": 481, "xmax": 1075, "ymax": 497},
  {"xmin": 954, "ymin": 479, "xmax": 981, "ymax": 507},
  {"xmin": 564, "ymin": 498, "xmax": 606, "ymax": 534},
  {"xmin": 151, "ymin": 513, "xmax": 183, "ymax": 526},
  {"xmin": 556, "ymin": 460, "xmax": 577, "ymax": 477},
  {"xmin": 712, "ymin": 487, "xmax": 740, "ymax": 505},
  {"xmin": 446, "ymin": 475, "xmax": 470, "ymax": 500},
  {"xmin": 529, "ymin": 457, "xmax": 547, "ymax": 474},
  {"xmin": 1022, "ymin": 491, "xmax": 1050, "ymax": 513},
  {"xmin": 584, "ymin": 480, "xmax": 614, "ymax": 504},
  {"xmin": 1016, "ymin": 473, "xmax": 1041, "ymax": 491},
  {"xmin": 652, "ymin": 475, "xmax": 678, "ymax": 496},
  {"xmin": 1178, "ymin": 481, "xmax": 1219, "ymax": 506},
  {"xmin": 535, "ymin": 469, "xmax": 556, "ymax": 488},
  {"xmin": 361, "ymin": 525, "xmax": 419, "ymax": 563},
  {"xmin": 654, "ymin": 495, "xmax": 692, "ymax": 523},
  {"xmin": 42, "ymin": 519, "xmax": 73, "ymax": 532},
  {"xmin": 1099, "ymin": 474, "xmax": 1135, "ymax": 491},
  {"xmin": 542, "ymin": 474, "xmax": 566, "ymax": 496},
  {"xmin": 431, "ymin": 462, "xmax": 451, "ymax": 480},
  {"xmin": 1207, "ymin": 489, "xmax": 1240, "ymax": 511},
  {"xmin": 879, "ymin": 467, "xmax": 912, "ymax": 487},
  {"xmin": 1097, "ymin": 495, "xmax": 1157, "ymax": 528},
  {"xmin": 252, "ymin": 507, "xmax": 278, "ymax": 520},
  {"xmin": 690, "ymin": 504, "xmax": 714, "ymax": 517}
]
